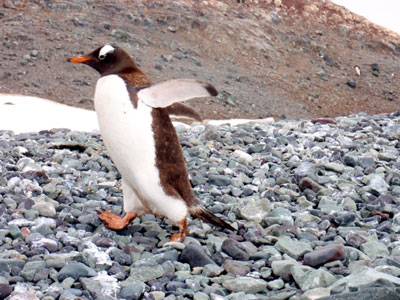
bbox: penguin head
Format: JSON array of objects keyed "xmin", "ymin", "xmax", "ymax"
[{"xmin": 67, "ymin": 44, "xmax": 137, "ymax": 76}]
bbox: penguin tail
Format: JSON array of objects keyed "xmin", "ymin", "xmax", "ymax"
[{"xmin": 190, "ymin": 205, "xmax": 235, "ymax": 231}]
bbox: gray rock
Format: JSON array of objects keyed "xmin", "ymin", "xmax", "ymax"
[
  {"xmin": 180, "ymin": 243, "xmax": 215, "ymax": 267},
  {"xmin": 58, "ymin": 261, "xmax": 97, "ymax": 281},
  {"xmin": 130, "ymin": 265, "xmax": 164, "ymax": 282},
  {"xmin": 208, "ymin": 175, "xmax": 231, "ymax": 186},
  {"xmin": 322, "ymin": 162, "xmax": 345, "ymax": 173},
  {"xmin": 80, "ymin": 273, "xmax": 119, "ymax": 299},
  {"xmin": 239, "ymin": 197, "xmax": 271, "ymax": 222},
  {"xmin": 222, "ymin": 238, "xmax": 250, "ymax": 261},
  {"xmin": 193, "ymin": 292, "xmax": 210, "ymax": 300},
  {"xmin": 202, "ymin": 264, "xmax": 224, "ymax": 277},
  {"xmin": 271, "ymin": 260, "xmax": 304, "ymax": 277},
  {"xmin": 319, "ymin": 287, "xmax": 400, "ymax": 300},
  {"xmin": 264, "ymin": 207, "xmax": 294, "ymax": 226},
  {"xmin": 359, "ymin": 157, "xmax": 375, "ymax": 169},
  {"xmin": 275, "ymin": 236, "xmax": 313, "ymax": 259},
  {"xmin": 363, "ymin": 174, "xmax": 389, "ymax": 195},
  {"xmin": 81, "ymin": 242, "xmax": 112, "ymax": 270},
  {"xmin": 222, "ymin": 260, "xmax": 250, "ymax": 276},
  {"xmin": 222, "ymin": 276, "xmax": 268, "ymax": 294},
  {"xmin": 301, "ymin": 288, "xmax": 330, "ymax": 300},
  {"xmin": 20, "ymin": 261, "xmax": 46, "ymax": 281},
  {"xmin": 360, "ymin": 241, "xmax": 389, "ymax": 260},
  {"xmin": 0, "ymin": 284, "xmax": 12, "ymax": 299},
  {"xmin": 291, "ymin": 266, "xmax": 337, "ymax": 291},
  {"xmin": 267, "ymin": 279, "xmax": 284, "ymax": 290},
  {"xmin": 329, "ymin": 267, "xmax": 400, "ymax": 291},
  {"xmin": 132, "ymin": 250, "xmax": 178, "ymax": 267},
  {"xmin": 119, "ymin": 283, "xmax": 144, "ymax": 300},
  {"xmin": 232, "ymin": 150, "xmax": 253, "ymax": 165},
  {"xmin": 32, "ymin": 200, "xmax": 56, "ymax": 217},
  {"xmin": 9, "ymin": 224, "xmax": 23, "ymax": 239}
]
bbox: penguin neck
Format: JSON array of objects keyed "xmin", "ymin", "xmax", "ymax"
[{"xmin": 117, "ymin": 67, "xmax": 151, "ymax": 88}]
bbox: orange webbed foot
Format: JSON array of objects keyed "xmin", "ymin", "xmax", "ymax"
[
  {"xmin": 98, "ymin": 210, "xmax": 137, "ymax": 230},
  {"xmin": 169, "ymin": 219, "xmax": 189, "ymax": 242}
]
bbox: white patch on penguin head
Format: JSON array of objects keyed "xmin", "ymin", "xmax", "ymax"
[{"xmin": 98, "ymin": 44, "xmax": 115, "ymax": 60}]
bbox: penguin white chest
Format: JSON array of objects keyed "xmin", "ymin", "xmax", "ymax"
[
  {"xmin": 93, "ymin": 75, "xmax": 188, "ymax": 222},
  {"xmin": 94, "ymin": 75, "xmax": 157, "ymax": 193}
]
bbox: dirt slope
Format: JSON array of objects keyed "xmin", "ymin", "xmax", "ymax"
[{"xmin": 0, "ymin": 0, "xmax": 399, "ymax": 120}]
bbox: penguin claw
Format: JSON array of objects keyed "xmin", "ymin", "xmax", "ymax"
[
  {"xmin": 98, "ymin": 210, "xmax": 137, "ymax": 231},
  {"xmin": 169, "ymin": 218, "xmax": 188, "ymax": 242},
  {"xmin": 170, "ymin": 233, "xmax": 185, "ymax": 243}
]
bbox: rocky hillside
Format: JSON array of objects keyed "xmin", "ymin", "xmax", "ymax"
[{"xmin": 0, "ymin": 0, "xmax": 399, "ymax": 120}]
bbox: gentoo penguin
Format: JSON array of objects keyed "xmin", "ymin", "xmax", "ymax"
[{"xmin": 68, "ymin": 44, "xmax": 234, "ymax": 242}]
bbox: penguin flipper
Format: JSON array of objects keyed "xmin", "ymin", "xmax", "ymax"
[
  {"xmin": 138, "ymin": 79, "xmax": 217, "ymax": 108},
  {"xmin": 165, "ymin": 103, "xmax": 203, "ymax": 122}
]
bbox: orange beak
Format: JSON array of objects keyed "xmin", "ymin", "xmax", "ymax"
[{"xmin": 67, "ymin": 56, "xmax": 91, "ymax": 63}]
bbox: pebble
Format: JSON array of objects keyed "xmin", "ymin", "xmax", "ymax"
[
  {"xmin": 180, "ymin": 243, "xmax": 215, "ymax": 267},
  {"xmin": 221, "ymin": 238, "xmax": 250, "ymax": 261},
  {"xmin": 275, "ymin": 236, "xmax": 313, "ymax": 259},
  {"xmin": 303, "ymin": 245, "xmax": 346, "ymax": 268},
  {"xmin": 222, "ymin": 260, "xmax": 250, "ymax": 276},
  {"xmin": 222, "ymin": 277, "xmax": 268, "ymax": 294},
  {"xmin": 57, "ymin": 261, "xmax": 97, "ymax": 281}
]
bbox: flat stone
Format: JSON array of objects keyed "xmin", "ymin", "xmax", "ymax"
[
  {"xmin": 58, "ymin": 261, "xmax": 97, "ymax": 281},
  {"xmin": 304, "ymin": 244, "xmax": 346, "ymax": 268},
  {"xmin": 318, "ymin": 197, "xmax": 341, "ymax": 214},
  {"xmin": 319, "ymin": 287, "xmax": 400, "ymax": 300},
  {"xmin": 360, "ymin": 241, "xmax": 389, "ymax": 260},
  {"xmin": 222, "ymin": 277, "xmax": 267, "ymax": 294},
  {"xmin": 130, "ymin": 265, "xmax": 164, "ymax": 282},
  {"xmin": 322, "ymin": 162, "xmax": 345, "ymax": 173},
  {"xmin": 301, "ymin": 287, "xmax": 330, "ymax": 300},
  {"xmin": 329, "ymin": 266, "xmax": 400, "ymax": 291},
  {"xmin": 208, "ymin": 175, "xmax": 231, "ymax": 186},
  {"xmin": 363, "ymin": 174, "xmax": 389, "ymax": 195},
  {"xmin": 132, "ymin": 250, "xmax": 178, "ymax": 267},
  {"xmin": 202, "ymin": 264, "xmax": 224, "ymax": 277},
  {"xmin": 267, "ymin": 279, "xmax": 284, "ymax": 290},
  {"xmin": 222, "ymin": 260, "xmax": 250, "ymax": 276},
  {"xmin": 271, "ymin": 260, "xmax": 306, "ymax": 277},
  {"xmin": 232, "ymin": 150, "xmax": 253, "ymax": 165},
  {"xmin": 32, "ymin": 201, "xmax": 56, "ymax": 217},
  {"xmin": 193, "ymin": 292, "xmax": 210, "ymax": 300},
  {"xmin": 265, "ymin": 207, "xmax": 294, "ymax": 226},
  {"xmin": 292, "ymin": 267, "xmax": 337, "ymax": 291},
  {"xmin": 275, "ymin": 236, "xmax": 313, "ymax": 259},
  {"xmin": 119, "ymin": 283, "xmax": 144, "ymax": 300},
  {"xmin": 239, "ymin": 198, "xmax": 271, "ymax": 222}
]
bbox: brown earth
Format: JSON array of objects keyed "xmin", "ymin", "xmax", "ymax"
[{"xmin": 0, "ymin": 0, "xmax": 399, "ymax": 121}]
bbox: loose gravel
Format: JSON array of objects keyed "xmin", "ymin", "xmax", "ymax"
[{"xmin": 0, "ymin": 112, "xmax": 400, "ymax": 300}]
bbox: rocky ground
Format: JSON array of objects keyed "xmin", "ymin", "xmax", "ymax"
[
  {"xmin": 1, "ymin": 1, "xmax": 400, "ymax": 300},
  {"xmin": 0, "ymin": 111, "xmax": 400, "ymax": 300},
  {"xmin": 0, "ymin": 0, "xmax": 399, "ymax": 121}
]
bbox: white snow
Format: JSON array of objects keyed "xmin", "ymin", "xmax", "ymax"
[
  {"xmin": 0, "ymin": 94, "xmax": 274, "ymax": 134},
  {"xmin": 0, "ymin": 94, "xmax": 98, "ymax": 133}
]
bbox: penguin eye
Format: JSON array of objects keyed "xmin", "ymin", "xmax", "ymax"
[{"xmin": 99, "ymin": 54, "xmax": 106, "ymax": 60}]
